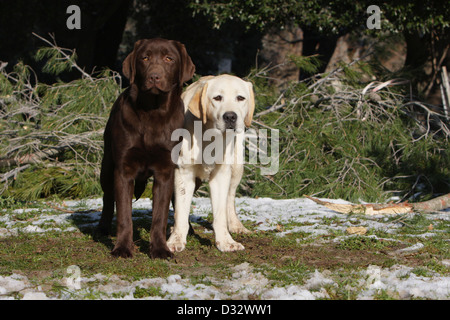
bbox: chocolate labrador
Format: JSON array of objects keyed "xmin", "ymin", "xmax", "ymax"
[{"xmin": 98, "ymin": 38, "xmax": 195, "ymax": 259}]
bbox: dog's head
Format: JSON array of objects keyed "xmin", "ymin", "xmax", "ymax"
[
  {"xmin": 122, "ymin": 38, "xmax": 195, "ymax": 94},
  {"xmin": 184, "ymin": 75, "xmax": 255, "ymax": 132}
]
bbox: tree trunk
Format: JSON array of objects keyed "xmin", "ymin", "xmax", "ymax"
[
  {"xmin": 326, "ymin": 32, "xmax": 406, "ymax": 76},
  {"xmin": 259, "ymin": 24, "xmax": 303, "ymax": 88}
]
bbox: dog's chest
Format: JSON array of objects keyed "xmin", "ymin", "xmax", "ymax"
[
  {"xmin": 117, "ymin": 103, "xmax": 183, "ymax": 174},
  {"xmin": 195, "ymin": 163, "xmax": 215, "ymax": 181},
  {"xmin": 132, "ymin": 107, "xmax": 183, "ymax": 146}
]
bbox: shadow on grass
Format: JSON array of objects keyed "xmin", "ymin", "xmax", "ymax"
[{"xmin": 68, "ymin": 206, "xmax": 213, "ymax": 259}]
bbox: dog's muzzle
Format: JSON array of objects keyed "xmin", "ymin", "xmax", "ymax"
[{"xmin": 223, "ymin": 111, "xmax": 237, "ymax": 129}]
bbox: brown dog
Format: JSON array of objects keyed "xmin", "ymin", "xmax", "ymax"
[{"xmin": 98, "ymin": 38, "xmax": 195, "ymax": 259}]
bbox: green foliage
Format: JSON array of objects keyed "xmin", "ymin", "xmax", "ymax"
[
  {"xmin": 241, "ymin": 59, "xmax": 450, "ymax": 202},
  {"xmin": 10, "ymin": 165, "xmax": 102, "ymax": 200},
  {"xmin": 1, "ymin": 39, "xmax": 449, "ymax": 203},
  {"xmin": 190, "ymin": 0, "xmax": 366, "ymax": 33},
  {"xmin": 0, "ymin": 42, "xmax": 121, "ymax": 200},
  {"xmin": 35, "ymin": 46, "xmax": 77, "ymax": 75},
  {"xmin": 288, "ymin": 55, "xmax": 323, "ymax": 75},
  {"xmin": 191, "ymin": 0, "xmax": 450, "ymax": 36}
]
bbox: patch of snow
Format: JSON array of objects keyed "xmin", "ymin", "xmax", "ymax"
[
  {"xmin": 0, "ymin": 274, "xmax": 28, "ymax": 295},
  {"xmin": 304, "ymin": 270, "xmax": 335, "ymax": 290},
  {"xmin": 22, "ymin": 292, "xmax": 48, "ymax": 300},
  {"xmin": 261, "ymin": 286, "xmax": 316, "ymax": 300},
  {"xmin": 358, "ymin": 265, "xmax": 450, "ymax": 300},
  {"xmin": 1, "ymin": 196, "xmax": 449, "ymax": 300},
  {"xmin": 394, "ymin": 243, "xmax": 425, "ymax": 254}
]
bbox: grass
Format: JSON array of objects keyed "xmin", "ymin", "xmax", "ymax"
[
  {"xmin": 133, "ymin": 286, "xmax": 164, "ymax": 298},
  {"xmin": 0, "ymin": 198, "xmax": 449, "ymax": 299},
  {"xmin": 336, "ymin": 235, "xmax": 396, "ymax": 251}
]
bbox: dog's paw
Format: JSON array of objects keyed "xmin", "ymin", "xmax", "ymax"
[
  {"xmin": 216, "ymin": 240, "xmax": 245, "ymax": 252},
  {"xmin": 111, "ymin": 243, "xmax": 134, "ymax": 258},
  {"xmin": 96, "ymin": 222, "xmax": 111, "ymax": 236},
  {"xmin": 167, "ymin": 233, "xmax": 187, "ymax": 253},
  {"xmin": 228, "ymin": 225, "xmax": 252, "ymax": 234},
  {"xmin": 150, "ymin": 244, "xmax": 174, "ymax": 260}
]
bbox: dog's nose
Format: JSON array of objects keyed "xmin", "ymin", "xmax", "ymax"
[
  {"xmin": 149, "ymin": 73, "xmax": 161, "ymax": 83},
  {"xmin": 223, "ymin": 111, "xmax": 237, "ymax": 128}
]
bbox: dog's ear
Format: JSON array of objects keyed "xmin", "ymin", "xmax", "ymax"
[
  {"xmin": 185, "ymin": 78, "xmax": 210, "ymax": 124},
  {"xmin": 173, "ymin": 41, "xmax": 195, "ymax": 85},
  {"xmin": 245, "ymin": 81, "xmax": 255, "ymax": 127},
  {"xmin": 122, "ymin": 40, "xmax": 142, "ymax": 84},
  {"xmin": 122, "ymin": 52, "xmax": 134, "ymax": 83}
]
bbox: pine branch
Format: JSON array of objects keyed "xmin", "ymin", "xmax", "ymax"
[
  {"xmin": 0, "ymin": 128, "xmax": 103, "ymax": 166},
  {"xmin": 32, "ymin": 32, "xmax": 93, "ymax": 81},
  {"xmin": 0, "ymin": 164, "xmax": 31, "ymax": 183}
]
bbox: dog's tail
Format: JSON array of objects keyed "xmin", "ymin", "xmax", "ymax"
[{"xmin": 134, "ymin": 179, "xmax": 147, "ymax": 200}]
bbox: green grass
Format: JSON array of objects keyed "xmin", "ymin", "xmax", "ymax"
[
  {"xmin": 0, "ymin": 197, "xmax": 449, "ymax": 299},
  {"xmin": 336, "ymin": 235, "xmax": 396, "ymax": 251},
  {"xmin": 133, "ymin": 286, "xmax": 164, "ymax": 298}
]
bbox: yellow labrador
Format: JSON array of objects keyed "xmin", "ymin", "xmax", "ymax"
[{"xmin": 168, "ymin": 74, "xmax": 255, "ymax": 252}]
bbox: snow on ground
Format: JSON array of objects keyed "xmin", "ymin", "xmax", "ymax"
[{"xmin": 1, "ymin": 197, "xmax": 449, "ymax": 300}]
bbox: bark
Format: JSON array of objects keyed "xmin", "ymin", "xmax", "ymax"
[
  {"xmin": 325, "ymin": 32, "xmax": 406, "ymax": 76},
  {"xmin": 412, "ymin": 193, "xmax": 450, "ymax": 212}
]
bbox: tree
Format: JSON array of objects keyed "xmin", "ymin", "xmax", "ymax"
[{"xmin": 191, "ymin": 0, "xmax": 450, "ymax": 99}]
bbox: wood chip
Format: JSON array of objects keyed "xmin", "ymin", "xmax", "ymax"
[{"xmin": 346, "ymin": 226, "xmax": 367, "ymax": 235}]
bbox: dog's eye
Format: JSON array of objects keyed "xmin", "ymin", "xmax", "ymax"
[
  {"xmin": 143, "ymin": 56, "xmax": 149, "ymax": 61},
  {"xmin": 213, "ymin": 95, "xmax": 223, "ymax": 102},
  {"xmin": 237, "ymin": 95, "xmax": 246, "ymax": 101},
  {"xmin": 164, "ymin": 56, "xmax": 174, "ymax": 63}
]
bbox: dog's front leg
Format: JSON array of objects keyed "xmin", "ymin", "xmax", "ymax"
[
  {"xmin": 167, "ymin": 167, "xmax": 196, "ymax": 252},
  {"xmin": 149, "ymin": 167, "xmax": 174, "ymax": 259},
  {"xmin": 210, "ymin": 164, "xmax": 245, "ymax": 252},
  {"xmin": 112, "ymin": 170, "xmax": 134, "ymax": 258},
  {"xmin": 227, "ymin": 163, "xmax": 251, "ymax": 234},
  {"xmin": 98, "ymin": 154, "xmax": 115, "ymax": 236}
]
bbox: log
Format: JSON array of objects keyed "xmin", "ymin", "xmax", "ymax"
[
  {"xmin": 412, "ymin": 193, "xmax": 450, "ymax": 212},
  {"xmin": 305, "ymin": 193, "xmax": 450, "ymax": 215}
]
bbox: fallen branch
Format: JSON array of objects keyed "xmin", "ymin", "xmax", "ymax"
[
  {"xmin": 0, "ymin": 129, "xmax": 104, "ymax": 170},
  {"xmin": 0, "ymin": 148, "xmax": 60, "ymax": 168},
  {"xmin": 305, "ymin": 193, "xmax": 450, "ymax": 215},
  {"xmin": 412, "ymin": 193, "xmax": 450, "ymax": 212},
  {"xmin": 0, "ymin": 164, "xmax": 31, "ymax": 183}
]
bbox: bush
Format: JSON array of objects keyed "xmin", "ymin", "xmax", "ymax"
[
  {"xmin": 0, "ymin": 36, "xmax": 121, "ymax": 200},
  {"xmin": 242, "ymin": 59, "xmax": 450, "ymax": 202},
  {"xmin": 1, "ymin": 37, "xmax": 449, "ymax": 203}
]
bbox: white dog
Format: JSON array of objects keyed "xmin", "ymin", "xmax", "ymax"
[{"xmin": 167, "ymin": 74, "xmax": 255, "ymax": 252}]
